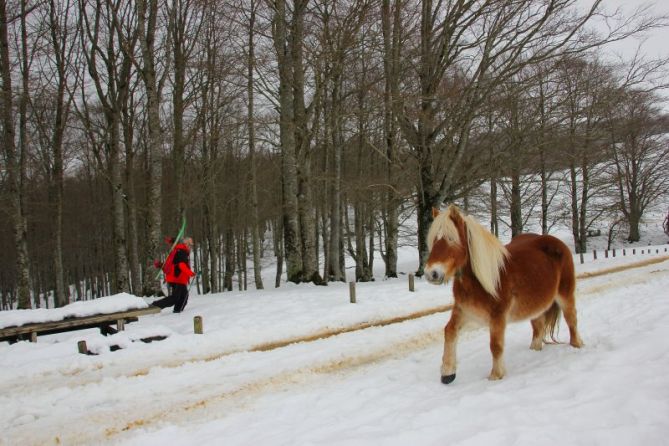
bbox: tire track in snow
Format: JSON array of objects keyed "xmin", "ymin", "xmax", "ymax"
[
  {"xmin": 13, "ymin": 260, "xmax": 667, "ymax": 446},
  {"xmin": 105, "ymin": 327, "xmax": 447, "ymax": 444},
  {"xmin": 8, "ymin": 314, "xmax": 448, "ymax": 446}
]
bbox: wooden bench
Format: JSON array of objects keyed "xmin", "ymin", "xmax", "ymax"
[{"xmin": 0, "ymin": 306, "xmax": 161, "ymax": 344}]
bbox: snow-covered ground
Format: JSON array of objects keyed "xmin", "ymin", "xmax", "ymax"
[
  {"xmin": 1, "ymin": 246, "xmax": 668, "ymax": 445},
  {"xmin": 1, "ymin": 200, "xmax": 668, "ymax": 445}
]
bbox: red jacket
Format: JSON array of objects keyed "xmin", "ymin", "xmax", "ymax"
[{"xmin": 163, "ymin": 243, "xmax": 195, "ymax": 285}]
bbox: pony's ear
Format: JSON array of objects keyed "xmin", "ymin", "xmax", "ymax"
[
  {"xmin": 448, "ymin": 205, "xmax": 465, "ymax": 227},
  {"xmin": 432, "ymin": 207, "xmax": 441, "ymax": 218}
]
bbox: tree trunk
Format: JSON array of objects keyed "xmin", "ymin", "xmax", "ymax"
[
  {"xmin": 537, "ymin": 77, "xmax": 550, "ymax": 235},
  {"xmin": 205, "ymin": 206, "xmax": 219, "ymax": 293},
  {"xmin": 415, "ymin": 159, "xmax": 441, "ymax": 277},
  {"xmin": 1, "ymin": 0, "xmax": 32, "ymax": 309},
  {"xmin": 124, "ymin": 116, "xmax": 142, "ymax": 295},
  {"xmin": 578, "ymin": 152, "xmax": 590, "ymax": 253},
  {"xmin": 272, "ymin": 0, "xmax": 303, "ymax": 283},
  {"xmin": 247, "ymin": 0, "xmax": 264, "ymax": 290},
  {"xmin": 47, "ymin": 0, "xmax": 70, "ymax": 307},
  {"xmin": 138, "ymin": 0, "xmax": 164, "ymax": 296},
  {"xmin": 51, "ymin": 130, "xmax": 67, "ymax": 306},
  {"xmin": 327, "ymin": 73, "xmax": 345, "ymax": 282},
  {"xmin": 416, "ymin": 192, "xmax": 438, "ymax": 277},
  {"xmin": 224, "ymin": 229, "xmax": 235, "ymax": 291},
  {"xmin": 169, "ymin": 1, "xmax": 192, "ymax": 221},
  {"xmin": 273, "ymin": 218, "xmax": 284, "ymax": 288},
  {"xmin": 109, "ymin": 118, "xmax": 130, "ymax": 293},
  {"xmin": 510, "ymin": 170, "xmax": 523, "ymax": 237},
  {"xmin": 381, "ymin": 0, "xmax": 400, "ymax": 279},
  {"xmin": 292, "ymin": 0, "xmax": 323, "ymax": 286},
  {"xmin": 540, "ymin": 153, "xmax": 549, "ymax": 235}
]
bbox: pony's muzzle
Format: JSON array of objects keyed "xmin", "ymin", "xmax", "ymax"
[{"xmin": 425, "ymin": 267, "xmax": 444, "ymax": 285}]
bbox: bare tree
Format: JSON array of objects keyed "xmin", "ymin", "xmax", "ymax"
[
  {"xmin": 79, "ymin": 0, "xmax": 138, "ymax": 292},
  {"xmin": 246, "ymin": 0, "xmax": 264, "ymax": 289},
  {"xmin": 392, "ymin": 0, "xmax": 659, "ymax": 274},
  {"xmin": 558, "ymin": 56, "xmax": 616, "ymax": 253},
  {"xmin": 380, "ymin": 0, "xmax": 402, "ymax": 278},
  {"xmin": 532, "ymin": 62, "xmax": 565, "ymax": 235},
  {"xmin": 36, "ymin": 0, "xmax": 79, "ymax": 306},
  {"xmin": 168, "ymin": 0, "xmax": 202, "ymax": 221},
  {"xmin": 606, "ymin": 89, "xmax": 669, "ymax": 242},
  {"xmin": 136, "ymin": 0, "xmax": 169, "ymax": 295},
  {"xmin": 120, "ymin": 80, "xmax": 142, "ymax": 295},
  {"xmin": 270, "ymin": 0, "xmax": 303, "ymax": 284},
  {"xmin": 0, "ymin": 0, "xmax": 31, "ymax": 308}
]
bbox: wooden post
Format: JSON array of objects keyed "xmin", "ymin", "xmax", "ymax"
[
  {"xmin": 623, "ymin": 249, "xmax": 626, "ymax": 256},
  {"xmin": 604, "ymin": 250, "xmax": 608, "ymax": 258},
  {"xmin": 593, "ymin": 250, "xmax": 597, "ymax": 260},
  {"xmin": 30, "ymin": 332, "xmax": 37, "ymax": 343},
  {"xmin": 194, "ymin": 316, "xmax": 203, "ymax": 334},
  {"xmin": 349, "ymin": 282, "xmax": 356, "ymax": 303},
  {"xmin": 633, "ymin": 248, "xmax": 636, "ymax": 255},
  {"xmin": 612, "ymin": 249, "xmax": 616, "ymax": 257},
  {"xmin": 409, "ymin": 274, "xmax": 415, "ymax": 292},
  {"xmin": 77, "ymin": 340, "xmax": 88, "ymax": 354},
  {"xmin": 579, "ymin": 252, "xmax": 584, "ymax": 264},
  {"xmin": 116, "ymin": 319, "xmax": 125, "ymax": 331}
]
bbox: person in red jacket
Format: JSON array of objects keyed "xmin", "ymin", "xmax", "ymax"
[{"xmin": 152, "ymin": 237, "xmax": 196, "ymax": 313}]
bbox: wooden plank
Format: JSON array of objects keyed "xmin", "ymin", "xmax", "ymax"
[{"xmin": 0, "ymin": 306, "xmax": 160, "ymax": 339}]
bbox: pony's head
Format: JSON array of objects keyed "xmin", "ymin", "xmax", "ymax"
[
  {"xmin": 425, "ymin": 206, "xmax": 509, "ymax": 298},
  {"xmin": 425, "ymin": 206, "xmax": 468, "ymax": 285}
]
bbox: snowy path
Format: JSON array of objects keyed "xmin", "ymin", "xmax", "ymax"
[
  {"xmin": 0, "ymin": 258, "xmax": 663, "ymax": 397},
  {"xmin": 2, "ymin": 259, "xmax": 668, "ymax": 445}
]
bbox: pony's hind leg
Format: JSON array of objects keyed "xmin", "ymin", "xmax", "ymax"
[
  {"xmin": 558, "ymin": 294, "xmax": 584, "ymax": 348},
  {"xmin": 558, "ymin": 255, "xmax": 583, "ymax": 348},
  {"xmin": 488, "ymin": 316, "xmax": 507, "ymax": 380},
  {"xmin": 530, "ymin": 314, "xmax": 546, "ymax": 351}
]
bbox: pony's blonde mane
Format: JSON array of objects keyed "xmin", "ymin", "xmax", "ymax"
[
  {"xmin": 427, "ymin": 208, "xmax": 462, "ymax": 250},
  {"xmin": 429, "ymin": 206, "xmax": 509, "ymax": 298},
  {"xmin": 463, "ymin": 213, "xmax": 509, "ymax": 298}
]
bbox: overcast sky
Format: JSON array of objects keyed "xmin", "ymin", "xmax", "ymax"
[{"xmin": 594, "ymin": 0, "xmax": 669, "ymax": 60}]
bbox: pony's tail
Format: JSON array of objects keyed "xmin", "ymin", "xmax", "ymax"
[{"xmin": 543, "ymin": 302, "xmax": 562, "ymax": 343}]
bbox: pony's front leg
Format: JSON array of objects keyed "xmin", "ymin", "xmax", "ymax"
[
  {"xmin": 441, "ymin": 306, "xmax": 463, "ymax": 384},
  {"xmin": 488, "ymin": 316, "xmax": 507, "ymax": 380}
]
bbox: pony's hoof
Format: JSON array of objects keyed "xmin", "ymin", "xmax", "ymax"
[
  {"xmin": 441, "ymin": 374, "xmax": 456, "ymax": 384},
  {"xmin": 571, "ymin": 338, "xmax": 584, "ymax": 348}
]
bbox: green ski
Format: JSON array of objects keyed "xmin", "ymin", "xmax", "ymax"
[{"xmin": 154, "ymin": 215, "xmax": 187, "ymax": 280}]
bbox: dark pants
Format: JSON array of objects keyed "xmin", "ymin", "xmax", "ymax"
[{"xmin": 152, "ymin": 283, "xmax": 189, "ymax": 313}]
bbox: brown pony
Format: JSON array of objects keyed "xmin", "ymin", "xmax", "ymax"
[{"xmin": 425, "ymin": 206, "xmax": 583, "ymax": 384}]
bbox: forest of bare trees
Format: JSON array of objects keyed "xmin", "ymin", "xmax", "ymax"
[{"xmin": 1, "ymin": 0, "xmax": 668, "ymax": 309}]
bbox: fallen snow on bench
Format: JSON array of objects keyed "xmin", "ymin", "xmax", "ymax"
[{"xmin": 0, "ymin": 293, "xmax": 149, "ymax": 329}]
